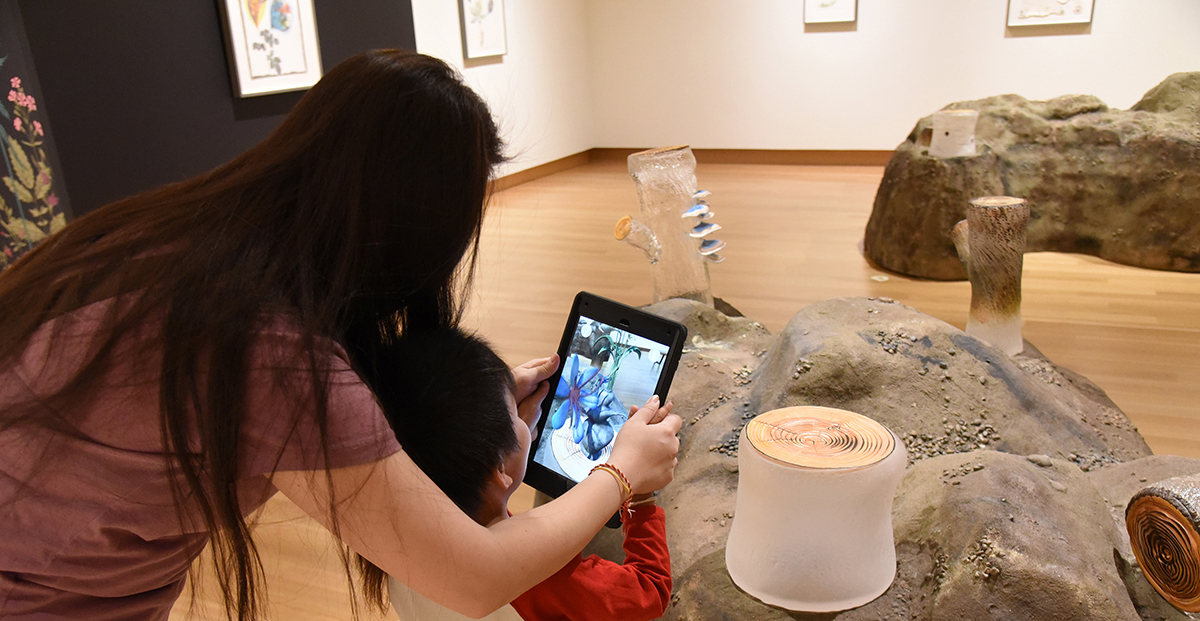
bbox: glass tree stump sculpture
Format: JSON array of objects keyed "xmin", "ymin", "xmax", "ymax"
[
  {"xmin": 725, "ymin": 406, "xmax": 907, "ymax": 612},
  {"xmin": 951, "ymin": 196, "xmax": 1030, "ymax": 356},
  {"xmin": 615, "ymin": 145, "xmax": 723, "ymax": 306}
]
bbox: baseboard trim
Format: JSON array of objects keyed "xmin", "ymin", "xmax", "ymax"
[
  {"xmin": 590, "ymin": 148, "xmax": 892, "ymax": 166},
  {"xmin": 697, "ymin": 148, "xmax": 892, "ymax": 166},
  {"xmin": 493, "ymin": 148, "xmax": 892, "ymax": 190},
  {"xmin": 490, "ymin": 151, "xmax": 592, "ymax": 192}
]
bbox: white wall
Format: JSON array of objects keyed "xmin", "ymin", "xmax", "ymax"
[
  {"xmin": 414, "ymin": 0, "xmax": 1200, "ymax": 170},
  {"xmin": 588, "ymin": 0, "xmax": 1200, "ymax": 151},
  {"xmin": 411, "ymin": 0, "xmax": 595, "ymax": 176}
]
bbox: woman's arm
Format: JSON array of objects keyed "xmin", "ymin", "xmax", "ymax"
[{"xmin": 271, "ymin": 398, "xmax": 680, "ymax": 619}]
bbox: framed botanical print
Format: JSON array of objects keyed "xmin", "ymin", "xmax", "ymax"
[
  {"xmin": 218, "ymin": 0, "xmax": 323, "ymax": 97},
  {"xmin": 460, "ymin": 0, "xmax": 507, "ymax": 59},
  {"xmin": 804, "ymin": 0, "xmax": 857, "ymax": 24}
]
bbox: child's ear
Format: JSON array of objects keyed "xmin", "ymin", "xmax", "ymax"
[{"xmin": 491, "ymin": 463, "xmax": 514, "ymax": 491}]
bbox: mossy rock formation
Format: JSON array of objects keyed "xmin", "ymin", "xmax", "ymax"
[{"xmin": 864, "ymin": 72, "xmax": 1200, "ymax": 280}]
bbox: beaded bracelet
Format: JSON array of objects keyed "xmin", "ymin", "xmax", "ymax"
[{"xmin": 590, "ymin": 463, "xmax": 633, "ymax": 514}]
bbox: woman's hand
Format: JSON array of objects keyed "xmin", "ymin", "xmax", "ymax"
[
  {"xmin": 606, "ymin": 396, "xmax": 681, "ymax": 495},
  {"xmin": 512, "ymin": 354, "xmax": 559, "ymax": 438}
]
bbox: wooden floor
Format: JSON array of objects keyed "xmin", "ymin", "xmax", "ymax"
[
  {"xmin": 171, "ymin": 159, "xmax": 1200, "ymax": 620},
  {"xmin": 470, "ymin": 158, "xmax": 1200, "ymax": 459}
]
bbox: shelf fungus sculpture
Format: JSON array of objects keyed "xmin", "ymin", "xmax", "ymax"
[
  {"xmin": 951, "ymin": 196, "xmax": 1030, "ymax": 356},
  {"xmin": 615, "ymin": 145, "xmax": 723, "ymax": 307},
  {"xmin": 725, "ymin": 406, "xmax": 907, "ymax": 612},
  {"xmin": 1126, "ymin": 473, "xmax": 1200, "ymax": 612}
]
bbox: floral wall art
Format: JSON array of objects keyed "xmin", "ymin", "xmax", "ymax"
[
  {"xmin": 460, "ymin": 0, "xmax": 507, "ymax": 58},
  {"xmin": 0, "ymin": 0, "xmax": 71, "ymax": 271},
  {"xmin": 220, "ymin": 0, "xmax": 323, "ymax": 97},
  {"xmin": 804, "ymin": 0, "xmax": 857, "ymax": 24}
]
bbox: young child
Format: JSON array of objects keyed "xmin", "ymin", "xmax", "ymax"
[{"xmin": 370, "ymin": 327, "xmax": 672, "ymax": 621}]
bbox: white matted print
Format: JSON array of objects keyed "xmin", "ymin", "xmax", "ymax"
[
  {"xmin": 1007, "ymin": 0, "xmax": 1094, "ymax": 26},
  {"xmin": 461, "ymin": 0, "xmax": 507, "ymax": 58},
  {"xmin": 220, "ymin": 0, "xmax": 322, "ymax": 97},
  {"xmin": 804, "ymin": 0, "xmax": 857, "ymax": 24}
]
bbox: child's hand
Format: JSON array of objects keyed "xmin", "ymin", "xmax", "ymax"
[
  {"xmin": 608, "ymin": 396, "xmax": 681, "ymax": 495},
  {"xmin": 629, "ymin": 399, "xmax": 673, "ymax": 425},
  {"xmin": 512, "ymin": 354, "xmax": 559, "ymax": 439}
]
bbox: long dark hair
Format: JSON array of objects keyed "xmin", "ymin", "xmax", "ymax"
[{"xmin": 0, "ymin": 49, "xmax": 505, "ymax": 620}]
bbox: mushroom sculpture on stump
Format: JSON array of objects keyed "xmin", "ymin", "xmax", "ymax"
[{"xmin": 615, "ymin": 145, "xmax": 723, "ymax": 306}]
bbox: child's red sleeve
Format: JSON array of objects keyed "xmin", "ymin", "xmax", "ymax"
[{"xmin": 510, "ymin": 504, "xmax": 672, "ymax": 621}]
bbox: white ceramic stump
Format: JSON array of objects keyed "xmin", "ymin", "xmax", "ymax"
[
  {"xmin": 929, "ymin": 109, "xmax": 980, "ymax": 158},
  {"xmin": 725, "ymin": 406, "xmax": 907, "ymax": 612}
]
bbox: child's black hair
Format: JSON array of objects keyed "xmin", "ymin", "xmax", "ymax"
[{"xmin": 367, "ymin": 327, "xmax": 518, "ymax": 519}]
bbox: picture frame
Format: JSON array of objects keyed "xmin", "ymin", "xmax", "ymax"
[
  {"xmin": 460, "ymin": 0, "xmax": 508, "ymax": 59},
  {"xmin": 0, "ymin": 0, "xmax": 72, "ymax": 271},
  {"xmin": 804, "ymin": 0, "xmax": 857, "ymax": 24},
  {"xmin": 218, "ymin": 0, "xmax": 323, "ymax": 98},
  {"xmin": 1007, "ymin": 0, "xmax": 1094, "ymax": 27}
]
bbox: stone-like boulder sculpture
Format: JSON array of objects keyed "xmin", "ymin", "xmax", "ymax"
[
  {"xmin": 582, "ymin": 297, "xmax": 1191, "ymax": 621},
  {"xmin": 864, "ymin": 72, "xmax": 1200, "ymax": 280}
]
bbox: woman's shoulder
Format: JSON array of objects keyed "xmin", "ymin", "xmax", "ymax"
[{"xmin": 243, "ymin": 310, "xmax": 401, "ymax": 475}]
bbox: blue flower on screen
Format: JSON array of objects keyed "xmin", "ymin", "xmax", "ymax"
[
  {"xmin": 551, "ymin": 355, "xmax": 627, "ymax": 460},
  {"xmin": 551, "ymin": 354, "xmax": 601, "ymax": 433},
  {"xmin": 578, "ymin": 392, "xmax": 625, "ymax": 460}
]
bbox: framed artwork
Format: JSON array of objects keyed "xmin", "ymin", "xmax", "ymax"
[
  {"xmin": 0, "ymin": 0, "xmax": 72, "ymax": 271},
  {"xmin": 1007, "ymin": 0, "xmax": 1094, "ymax": 26},
  {"xmin": 218, "ymin": 0, "xmax": 323, "ymax": 97},
  {"xmin": 460, "ymin": 0, "xmax": 507, "ymax": 58},
  {"xmin": 804, "ymin": 0, "xmax": 857, "ymax": 24}
]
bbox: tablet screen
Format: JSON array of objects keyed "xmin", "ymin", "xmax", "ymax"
[{"xmin": 531, "ymin": 314, "xmax": 675, "ymax": 483}]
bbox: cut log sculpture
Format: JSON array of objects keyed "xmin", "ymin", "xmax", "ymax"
[
  {"xmin": 952, "ymin": 196, "xmax": 1030, "ymax": 356},
  {"xmin": 1126, "ymin": 473, "xmax": 1200, "ymax": 612},
  {"xmin": 724, "ymin": 406, "xmax": 907, "ymax": 612},
  {"xmin": 615, "ymin": 145, "xmax": 722, "ymax": 306}
]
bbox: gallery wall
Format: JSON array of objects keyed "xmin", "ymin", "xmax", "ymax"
[
  {"xmin": 411, "ymin": 0, "xmax": 595, "ymax": 178},
  {"xmin": 413, "ymin": 0, "xmax": 1200, "ymax": 172},
  {"xmin": 587, "ymin": 0, "xmax": 1200, "ymax": 151},
  {"xmin": 19, "ymin": 0, "xmax": 417, "ymax": 216}
]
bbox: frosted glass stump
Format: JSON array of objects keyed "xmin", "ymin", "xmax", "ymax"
[{"xmin": 725, "ymin": 406, "xmax": 907, "ymax": 612}]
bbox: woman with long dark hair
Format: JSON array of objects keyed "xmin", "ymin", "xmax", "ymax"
[{"xmin": 0, "ymin": 49, "xmax": 681, "ymax": 620}]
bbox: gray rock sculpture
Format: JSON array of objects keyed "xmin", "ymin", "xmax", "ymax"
[
  {"xmin": 863, "ymin": 72, "xmax": 1200, "ymax": 280},
  {"xmin": 582, "ymin": 296, "xmax": 1186, "ymax": 621}
]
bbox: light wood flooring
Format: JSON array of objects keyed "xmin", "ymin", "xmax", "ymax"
[{"xmin": 171, "ymin": 158, "xmax": 1200, "ymax": 620}]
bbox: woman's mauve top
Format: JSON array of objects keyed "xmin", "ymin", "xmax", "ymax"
[{"xmin": 0, "ymin": 298, "xmax": 402, "ymax": 620}]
